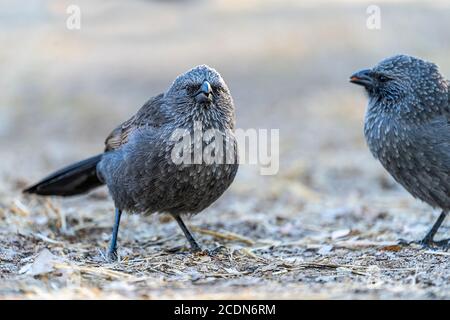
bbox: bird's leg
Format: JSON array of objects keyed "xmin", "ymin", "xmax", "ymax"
[
  {"xmin": 107, "ymin": 207, "xmax": 122, "ymax": 261},
  {"xmin": 173, "ymin": 215, "xmax": 202, "ymax": 252},
  {"xmin": 419, "ymin": 210, "xmax": 449, "ymax": 248}
]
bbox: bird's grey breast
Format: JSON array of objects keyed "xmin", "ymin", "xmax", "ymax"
[
  {"xmin": 166, "ymin": 125, "xmax": 239, "ymax": 214},
  {"xmin": 101, "ymin": 123, "xmax": 238, "ymax": 214},
  {"xmin": 364, "ymin": 102, "xmax": 450, "ymax": 208},
  {"xmin": 364, "ymin": 100, "xmax": 406, "ymax": 164}
]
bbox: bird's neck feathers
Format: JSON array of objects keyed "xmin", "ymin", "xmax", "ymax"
[
  {"xmin": 364, "ymin": 99, "xmax": 408, "ymax": 162},
  {"xmin": 163, "ymin": 99, "xmax": 235, "ymax": 132},
  {"xmin": 367, "ymin": 83, "xmax": 448, "ymax": 126}
]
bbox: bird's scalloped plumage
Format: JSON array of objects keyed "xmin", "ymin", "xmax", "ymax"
[
  {"xmin": 362, "ymin": 55, "xmax": 450, "ymax": 210},
  {"xmin": 98, "ymin": 65, "xmax": 239, "ymax": 214}
]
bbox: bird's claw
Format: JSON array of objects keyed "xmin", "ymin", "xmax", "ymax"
[
  {"xmin": 106, "ymin": 249, "xmax": 119, "ymax": 262},
  {"xmin": 165, "ymin": 245, "xmax": 207, "ymax": 255},
  {"xmin": 193, "ymin": 245, "xmax": 227, "ymax": 257},
  {"xmin": 208, "ymin": 245, "xmax": 228, "ymax": 256},
  {"xmin": 419, "ymin": 238, "xmax": 450, "ymax": 250},
  {"xmin": 398, "ymin": 238, "xmax": 450, "ymax": 250},
  {"xmin": 168, "ymin": 244, "xmax": 227, "ymax": 256},
  {"xmin": 397, "ymin": 238, "xmax": 414, "ymax": 246}
]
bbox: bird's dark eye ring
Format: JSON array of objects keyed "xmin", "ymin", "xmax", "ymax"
[
  {"xmin": 211, "ymin": 85, "xmax": 220, "ymax": 93},
  {"xmin": 378, "ymin": 75, "xmax": 390, "ymax": 83}
]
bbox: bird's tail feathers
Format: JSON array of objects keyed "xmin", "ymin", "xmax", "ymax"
[{"xmin": 23, "ymin": 154, "xmax": 104, "ymax": 196}]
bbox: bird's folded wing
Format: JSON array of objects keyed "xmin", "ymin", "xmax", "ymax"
[{"xmin": 104, "ymin": 93, "xmax": 165, "ymax": 151}]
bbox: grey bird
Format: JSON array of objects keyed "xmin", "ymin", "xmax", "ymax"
[
  {"xmin": 24, "ymin": 65, "xmax": 239, "ymax": 259},
  {"xmin": 350, "ymin": 54, "xmax": 450, "ymax": 248}
]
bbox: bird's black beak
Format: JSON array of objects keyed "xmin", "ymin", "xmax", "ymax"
[
  {"xmin": 349, "ymin": 69, "xmax": 374, "ymax": 88},
  {"xmin": 195, "ymin": 81, "xmax": 213, "ymax": 104}
]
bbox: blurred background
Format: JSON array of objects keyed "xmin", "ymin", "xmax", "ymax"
[{"xmin": 1, "ymin": 0, "xmax": 449, "ymax": 299}]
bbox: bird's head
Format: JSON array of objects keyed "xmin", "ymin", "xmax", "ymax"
[
  {"xmin": 164, "ymin": 65, "xmax": 235, "ymax": 127},
  {"xmin": 350, "ymin": 55, "xmax": 447, "ymax": 112}
]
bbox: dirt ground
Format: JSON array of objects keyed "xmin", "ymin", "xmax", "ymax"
[{"xmin": 0, "ymin": 0, "xmax": 449, "ymax": 299}]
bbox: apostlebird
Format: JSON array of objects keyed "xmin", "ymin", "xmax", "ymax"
[
  {"xmin": 24, "ymin": 65, "xmax": 239, "ymax": 259},
  {"xmin": 350, "ymin": 54, "xmax": 450, "ymax": 248}
]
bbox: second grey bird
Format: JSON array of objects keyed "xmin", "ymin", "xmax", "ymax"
[
  {"xmin": 24, "ymin": 65, "xmax": 239, "ymax": 259},
  {"xmin": 350, "ymin": 54, "xmax": 450, "ymax": 248}
]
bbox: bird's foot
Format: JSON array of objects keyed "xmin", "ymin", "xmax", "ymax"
[
  {"xmin": 207, "ymin": 245, "xmax": 228, "ymax": 256},
  {"xmin": 105, "ymin": 248, "xmax": 119, "ymax": 262},
  {"xmin": 165, "ymin": 244, "xmax": 205, "ymax": 255},
  {"xmin": 397, "ymin": 238, "xmax": 416, "ymax": 246},
  {"xmin": 190, "ymin": 242, "xmax": 203, "ymax": 254},
  {"xmin": 419, "ymin": 237, "xmax": 450, "ymax": 250},
  {"xmin": 398, "ymin": 238, "xmax": 450, "ymax": 250},
  {"xmin": 166, "ymin": 244, "xmax": 225, "ymax": 256},
  {"xmin": 164, "ymin": 245, "xmax": 188, "ymax": 254},
  {"xmin": 190, "ymin": 244, "xmax": 217, "ymax": 256},
  {"xmin": 194, "ymin": 245, "xmax": 228, "ymax": 257}
]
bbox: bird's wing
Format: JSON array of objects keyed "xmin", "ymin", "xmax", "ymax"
[
  {"xmin": 448, "ymin": 80, "xmax": 450, "ymax": 105},
  {"xmin": 104, "ymin": 93, "xmax": 165, "ymax": 151}
]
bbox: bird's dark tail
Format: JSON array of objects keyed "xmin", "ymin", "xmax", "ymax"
[{"xmin": 23, "ymin": 154, "xmax": 104, "ymax": 196}]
